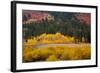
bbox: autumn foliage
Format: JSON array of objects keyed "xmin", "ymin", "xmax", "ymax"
[
  {"xmin": 23, "ymin": 44, "xmax": 91, "ymax": 62},
  {"xmin": 23, "ymin": 33, "xmax": 90, "ymax": 62},
  {"xmin": 24, "ymin": 32, "xmax": 75, "ymax": 46}
]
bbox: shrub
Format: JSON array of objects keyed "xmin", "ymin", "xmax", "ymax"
[
  {"xmin": 23, "ymin": 43, "xmax": 91, "ymax": 62},
  {"xmin": 46, "ymin": 55, "xmax": 58, "ymax": 61}
]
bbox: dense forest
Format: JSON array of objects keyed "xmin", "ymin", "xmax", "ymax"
[{"xmin": 23, "ymin": 11, "xmax": 91, "ymax": 43}]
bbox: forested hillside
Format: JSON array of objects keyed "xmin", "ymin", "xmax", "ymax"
[{"xmin": 23, "ymin": 10, "xmax": 91, "ymax": 43}]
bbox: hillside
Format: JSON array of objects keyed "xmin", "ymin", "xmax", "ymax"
[
  {"xmin": 22, "ymin": 10, "xmax": 91, "ymax": 43},
  {"xmin": 23, "ymin": 10, "xmax": 54, "ymax": 24}
]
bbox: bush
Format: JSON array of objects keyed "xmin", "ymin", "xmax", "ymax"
[{"xmin": 46, "ymin": 55, "xmax": 58, "ymax": 61}]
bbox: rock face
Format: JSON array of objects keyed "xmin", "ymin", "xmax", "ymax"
[
  {"xmin": 73, "ymin": 13, "xmax": 91, "ymax": 25},
  {"xmin": 22, "ymin": 10, "xmax": 54, "ymax": 24},
  {"xmin": 23, "ymin": 10, "xmax": 91, "ymax": 25}
]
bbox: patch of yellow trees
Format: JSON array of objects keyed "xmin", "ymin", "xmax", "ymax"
[{"xmin": 24, "ymin": 32, "xmax": 75, "ymax": 46}]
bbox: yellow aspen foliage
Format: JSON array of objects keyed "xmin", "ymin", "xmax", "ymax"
[
  {"xmin": 23, "ymin": 52, "xmax": 33, "ymax": 62},
  {"xmin": 23, "ymin": 32, "xmax": 90, "ymax": 62},
  {"xmin": 42, "ymin": 40, "xmax": 52, "ymax": 44},
  {"xmin": 23, "ymin": 32, "xmax": 76, "ymax": 45},
  {"xmin": 39, "ymin": 48, "xmax": 52, "ymax": 59},
  {"xmin": 46, "ymin": 55, "xmax": 58, "ymax": 61}
]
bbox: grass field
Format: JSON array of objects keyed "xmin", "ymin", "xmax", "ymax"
[{"xmin": 22, "ymin": 43, "xmax": 91, "ymax": 62}]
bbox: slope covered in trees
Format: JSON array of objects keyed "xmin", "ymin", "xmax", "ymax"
[{"xmin": 23, "ymin": 10, "xmax": 91, "ymax": 43}]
